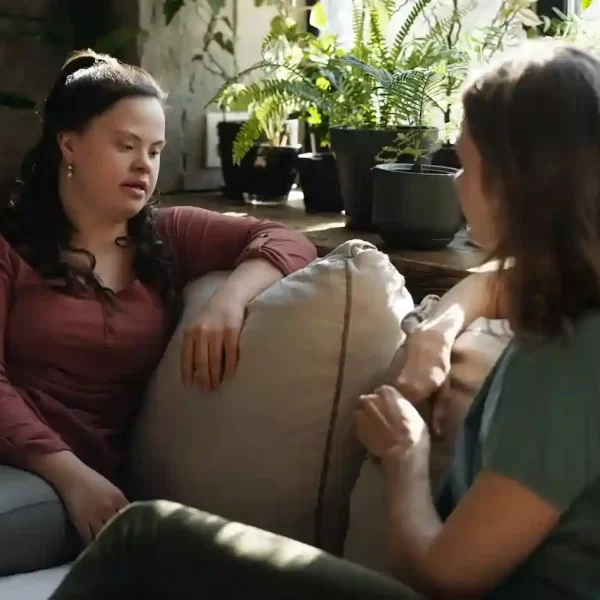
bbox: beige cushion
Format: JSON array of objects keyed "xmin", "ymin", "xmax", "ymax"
[
  {"xmin": 343, "ymin": 311, "xmax": 512, "ymax": 572},
  {"xmin": 125, "ymin": 240, "xmax": 414, "ymax": 554}
]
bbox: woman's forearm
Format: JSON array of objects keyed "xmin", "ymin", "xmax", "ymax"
[
  {"xmin": 215, "ymin": 258, "xmax": 284, "ymax": 306},
  {"xmin": 419, "ymin": 270, "xmax": 502, "ymax": 343},
  {"xmin": 382, "ymin": 457, "xmax": 443, "ymax": 595}
]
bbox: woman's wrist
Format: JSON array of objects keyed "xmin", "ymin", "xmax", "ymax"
[
  {"xmin": 26, "ymin": 450, "xmax": 87, "ymax": 491},
  {"xmin": 380, "ymin": 445, "xmax": 431, "ymax": 485}
]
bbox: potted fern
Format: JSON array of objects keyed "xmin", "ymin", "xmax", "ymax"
[
  {"xmin": 327, "ymin": 0, "xmax": 441, "ymax": 230},
  {"xmin": 210, "ymin": 0, "xmax": 341, "ymax": 206},
  {"xmin": 357, "ymin": 63, "xmax": 463, "ymax": 249}
]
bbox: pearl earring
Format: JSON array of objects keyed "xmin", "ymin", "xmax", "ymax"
[{"xmin": 67, "ymin": 163, "xmax": 74, "ymax": 178}]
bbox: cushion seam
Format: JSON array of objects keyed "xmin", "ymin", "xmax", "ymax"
[
  {"xmin": 314, "ymin": 259, "xmax": 352, "ymax": 550},
  {"xmin": 0, "ymin": 497, "xmax": 64, "ymax": 520}
]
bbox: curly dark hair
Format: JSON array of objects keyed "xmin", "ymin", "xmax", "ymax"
[
  {"xmin": 462, "ymin": 41, "xmax": 600, "ymax": 339},
  {"xmin": 1, "ymin": 49, "xmax": 177, "ymax": 309}
]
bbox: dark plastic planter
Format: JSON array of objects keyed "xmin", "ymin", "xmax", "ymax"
[
  {"xmin": 240, "ymin": 144, "xmax": 302, "ymax": 205},
  {"xmin": 298, "ymin": 152, "xmax": 343, "ymax": 214},
  {"xmin": 217, "ymin": 120, "xmax": 248, "ymax": 201},
  {"xmin": 432, "ymin": 143, "xmax": 461, "ymax": 170},
  {"xmin": 329, "ymin": 126, "xmax": 438, "ymax": 231},
  {"xmin": 372, "ymin": 163, "xmax": 462, "ymax": 250}
]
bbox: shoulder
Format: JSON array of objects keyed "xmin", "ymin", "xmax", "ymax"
[
  {"xmin": 504, "ymin": 314, "xmax": 600, "ymax": 391},
  {"xmin": 154, "ymin": 205, "xmax": 199, "ymax": 233},
  {"xmin": 482, "ymin": 315, "xmax": 600, "ymax": 510},
  {"xmin": 154, "ymin": 205, "xmax": 226, "ymax": 239}
]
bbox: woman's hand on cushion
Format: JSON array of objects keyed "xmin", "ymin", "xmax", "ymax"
[
  {"xmin": 393, "ymin": 328, "xmax": 452, "ymax": 435},
  {"xmin": 355, "ymin": 385, "xmax": 430, "ymax": 477},
  {"xmin": 181, "ymin": 293, "xmax": 246, "ymax": 390}
]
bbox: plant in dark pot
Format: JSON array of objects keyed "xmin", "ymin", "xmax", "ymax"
[
  {"xmin": 216, "ymin": 86, "xmax": 302, "ymax": 205},
  {"xmin": 294, "ymin": 32, "xmax": 345, "ymax": 214},
  {"xmin": 255, "ymin": 7, "xmax": 345, "ymax": 214},
  {"xmin": 210, "ymin": 1, "xmax": 344, "ymax": 207},
  {"xmin": 326, "ymin": 0, "xmax": 447, "ymax": 231},
  {"xmin": 350, "ymin": 59, "xmax": 464, "ymax": 250},
  {"xmin": 298, "ymin": 109, "xmax": 344, "ymax": 214}
]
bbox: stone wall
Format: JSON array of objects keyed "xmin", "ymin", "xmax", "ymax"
[
  {"xmin": 0, "ymin": 0, "xmax": 138, "ymax": 198},
  {"xmin": 0, "ymin": 0, "xmax": 275, "ymax": 195},
  {"xmin": 139, "ymin": 0, "xmax": 277, "ymax": 192},
  {"xmin": 0, "ymin": 0, "xmax": 69, "ymax": 198}
]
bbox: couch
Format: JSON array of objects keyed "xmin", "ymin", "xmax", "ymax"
[{"xmin": 0, "ymin": 241, "xmax": 510, "ymax": 599}]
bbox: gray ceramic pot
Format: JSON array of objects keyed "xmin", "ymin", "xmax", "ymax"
[{"xmin": 372, "ymin": 163, "xmax": 462, "ymax": 250}]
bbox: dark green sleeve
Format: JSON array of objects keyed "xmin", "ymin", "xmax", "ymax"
[{"xmin": 482, "ymin": 321, "xmax": 600, "ymax": 512}]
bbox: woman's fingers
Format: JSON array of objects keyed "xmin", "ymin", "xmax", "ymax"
[
  {"xmin": 180, "ymin": 332, "xmax": 195, "ymax": 387},
  {"xmin": 223, "ymin": 326, "xmax": 240, "ymax": 381},
  {"xmin": 208, "ymin": 331, "xmax": 224, "ymax": 388},
  {"xmin": 193, "ymin": 333, "xmax": 211, "ymax": 390}
]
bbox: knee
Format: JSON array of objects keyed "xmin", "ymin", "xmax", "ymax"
[{"xmin": 98, "ymin": 500, "xmax": 186, "ymax": 543}]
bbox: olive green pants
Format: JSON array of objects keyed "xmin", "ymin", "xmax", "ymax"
[{"xmin": 50, "ymin": 500, "xmax": 422, "ymax": 600}]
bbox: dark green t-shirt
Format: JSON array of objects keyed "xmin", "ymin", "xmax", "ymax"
[{"xmin": 442, "ymin": 313, "xmax": 600, "ymax": 599}]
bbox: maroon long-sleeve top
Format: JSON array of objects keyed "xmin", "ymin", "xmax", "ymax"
[{"xmin": 0, "ymin": 205, "xmax": 316, "ymax": 481}]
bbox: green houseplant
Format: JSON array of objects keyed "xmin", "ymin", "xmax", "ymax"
[
  {"xmin": 326, "ymin": 0, "xmax": 443, "ymax": 230},
  {"xmin": 355, "ymin": 61, "xmax": 464, "ymax": 249},
  {"xmin": 345, "ymin": 0, "xmax": 541, "ymax": 247},
  {"xmin": 210, "ymin": 1, "xmax": 332, "ymax": 205}
]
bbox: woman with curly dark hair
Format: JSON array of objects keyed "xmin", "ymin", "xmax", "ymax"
[{"xmin": 0, "ymin": 50, "xmax": 315, "ymax": 547}]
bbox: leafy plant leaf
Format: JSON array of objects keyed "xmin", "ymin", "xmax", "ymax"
[
  {"xmin": 0, "ymin": 93, "xmax": 36, "ymax": 110},
  {"xmin": 164, "ymin": 0, "xmax": 185, "ymax": 25},
  {"xmin": 581, "ymin": 0, "xmax": 593, "ymax": 10},
  {"xmin": 213, "ymin": 31, "xmax": 235, "ymax": 55},
  {"xmin": 222, "ymin": 16, "xmax": 234, "ymax": 31}
]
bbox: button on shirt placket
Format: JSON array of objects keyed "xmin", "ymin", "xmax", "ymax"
[{"xmin": 104, "ymin": 304, "xmax": 116, "ymax": 345}]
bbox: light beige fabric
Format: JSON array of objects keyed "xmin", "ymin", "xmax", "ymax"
[
  {"xmin": 126, "ymin": 240, "xmax": 414, "ymax": 554},
  {"xmin": 343, "ymin": 310, "xmax": 512, "ymax": 572}
]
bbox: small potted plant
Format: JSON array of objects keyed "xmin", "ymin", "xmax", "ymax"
[
  {"xmin": 347, "ymin": 58, "xmax": 463, "ymax": 249},
  {"xmin": 209, "ymin": 1, "xmax": 339, "ymax": 206},
  {"xmin": 327, "ymin": 0, "xmax": 440, "ymax": 231}
]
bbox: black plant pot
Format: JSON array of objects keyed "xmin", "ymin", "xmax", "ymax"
[
  {"xmin": 240, "ymin": 144, "xmax": 302, "ymax": 205},
  {"xmin": 372, "ymin": 163, "xmax": 462, "ymax": 250},
  {"xmin": 432, "ymin": 143, "xmax": 461, "ymax": 170},
  {"xmin": 329, "ymin": 126, "xmax": 438, "ymax": 232},
  {"xmin": 298, "ymin": 152, "xmax": 344, "ymax": 214},
  {"xmin": 217, "ymin": 120, "xmax": 247, "ymax": 202}
]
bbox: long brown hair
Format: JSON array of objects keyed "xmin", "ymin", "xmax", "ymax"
[{"xmin": 463, "ymin": 40, "xmax": 600, "ymax": 339}]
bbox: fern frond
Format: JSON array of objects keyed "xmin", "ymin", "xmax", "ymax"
[
  {"xmin": 387, "ymin": 69, "xmax": 447, "ymax": 122},
  {"xmin": 421, "ymin": 3, "xmax": 472, "ymax": 48},
  {"xmin": 232, "ymin": 115, "xmax": 262, "ymax": 164},
  {"xmin": 233, "ymin": 78, "xmax": 325, "ymax": 112},
  {"xmin": 368, "ymin": 2, "xmax": 392, "ymax": 69},
  {"xmin": 232, "ymin": 99, "xmax": 287, "ymax": 164},
  {"xmin": 261, "ymin": 29, "xmax": 280, "ymax": 53},
  {"xmin": 352, "ymin": 0, "xmax": 368, "ymax": 60},
  {"xmin": 390, "ymin": 0, "xmax": 435, "ymax": 66},
  {"xmin": 206, "ymin": 60, "xmax": 275, "ymax": 107},
  {"xmin": 379, "ymin": 0, "xmax": 396, "ymax": 14},
  {"xmin": 340, "ymin": 55, "xmax": 395, "ymax": 89}
]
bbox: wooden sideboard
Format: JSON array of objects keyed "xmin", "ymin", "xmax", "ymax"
[{"xmin": 161, "ymin": 191, "xmax": 484, "ymax": 300}]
